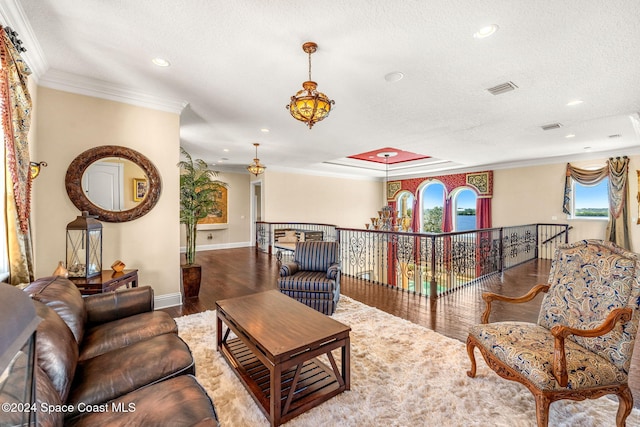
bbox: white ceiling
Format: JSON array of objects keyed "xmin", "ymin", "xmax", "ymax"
[{"xmin": 4, "ymin": 0, "xmax": 640, "ymax": 179}]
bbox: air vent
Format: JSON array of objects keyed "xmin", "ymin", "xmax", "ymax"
[
  {"xmin": 608, "ymin": 134, "xmax": 622, "ymax": 139},
  {"xmin": 486, "ymin": 81, "xmax": 518, "ymax": 95},
  {"xmin": 541, "ymin": 123, "xmax": 562, "ymax": 131}
]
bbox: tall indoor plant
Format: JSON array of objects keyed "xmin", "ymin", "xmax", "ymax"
[{"xmin": 178, "ymin": 147, "xmax": 225, "ymax": 298}]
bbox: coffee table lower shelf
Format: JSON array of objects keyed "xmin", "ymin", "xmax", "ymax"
[{"xmin": 221, "ymin": 337, "xmax": 344, "ymax": 425}]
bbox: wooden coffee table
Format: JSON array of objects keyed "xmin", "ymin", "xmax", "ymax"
[{"xmin": 216, "ymin": 290, "xmax": 350, "ymax": 427}]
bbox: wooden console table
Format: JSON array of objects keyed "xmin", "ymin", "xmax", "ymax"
[
  {"xmin": 217, "ymin": 290, "xmax": 350, "ymax": 427},
  {"xmin": 69, "ymin": 269, "xmax": 138, "ymax": 295}
]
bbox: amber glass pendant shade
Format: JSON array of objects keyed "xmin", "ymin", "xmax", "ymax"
[{"xmin": 286, "ymin": 42, "xmax": 334, "ymax": 129}]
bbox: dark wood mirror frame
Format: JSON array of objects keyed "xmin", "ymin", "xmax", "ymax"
[{"xmin": 65, "ymin": 145, "xmax": 162, "ymax": 222}]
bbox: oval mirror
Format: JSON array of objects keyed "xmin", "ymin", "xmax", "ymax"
[{"xmin": 66, "ymin": 146, "xmax": 162, "ymax": 222}]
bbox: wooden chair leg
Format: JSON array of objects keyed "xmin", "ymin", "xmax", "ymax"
[
  {"xmin": 466, "ymin": 336, "xmax": 477, "ymax": 378},
  {"xmin": 534, "ymin": 393, "xmax": 550, "ymax": 427},
  {"xmin": 616, "ymin": 386, "xmax": 633, "ymax": 427}
]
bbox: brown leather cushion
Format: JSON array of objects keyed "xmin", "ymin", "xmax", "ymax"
[
  {"xmin": 66, "ymin": 333, "xmax": 195, "ymax": 418},
  {"xmin": 65, "ymin": 375, "xmax": 218, "ymax": 427},
  {"xmin": 79, "ymin": 311, "xmax": 178, "ymax": 361},
  {"xmin": 33, "ymin": 300, "xmax": 79, "ymax": 402},
  {"xmin": 25, "ymin": 276, "xmax": 86, "ymax": 343}
]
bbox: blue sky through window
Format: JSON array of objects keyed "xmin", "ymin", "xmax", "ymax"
[
  {"xmin": 574, "ymin": 178, "xmax": 609, "ymax": 209},
  {"xmin": 456, "ymin": 189, "xmax": 476, "ymax": 210},
  {"xmin": 423, "ymin": 183, "xmax": 444, "ymax": 207}
]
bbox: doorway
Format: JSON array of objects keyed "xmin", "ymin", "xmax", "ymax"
[{"xmin": 250, "ymin": 180, "xmax": 263, "ymax": 247}]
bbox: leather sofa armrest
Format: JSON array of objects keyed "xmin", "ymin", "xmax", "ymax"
[
  {"xmin": 279, "ymin": 262, "xmax": 299, "ymax": 277},
  {"xmin": 84, "ymin": 286, "xmax": 154, "ymax": 325}
]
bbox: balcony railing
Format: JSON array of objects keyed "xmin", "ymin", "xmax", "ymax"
[
  {"xmin": 256, "ymin": 222, "xmax": 570, "ymax": 298},
  {"xmin": 337, "ymin": 223, "xmax": 570, "ymax": 298},
  {"xmin": 255, "ymin": 221, "xmax": 338, "ymax": 255}
]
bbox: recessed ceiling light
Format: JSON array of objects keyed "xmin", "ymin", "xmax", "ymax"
[
  {"xmin": 566, "ymin": 100, "xmax": 583, "ymax": 106},
  {"xmin": 565, "ymin": 134, "xmax": 576, "ymax": 138},
  {"xmin": 151, "ymin": 57, "xmax": 170, "ymax": 67},
  {"xmin": 260, "ymin": 128, "xmax": 270, "ymax": 133},
  {"xmin": 377, "ymin": 151, "xmax": 398, "ymax": 158},
  {"xmin": 473, "ymin": 24, "xmax": 499, "ymax": 39},
  {"xmin": 223, "ymin": 148, "xmax": 229, "ymax": 152},
  {"xmin": 384, "ymin": 72, "xmax": 404, "ymax": 83}
]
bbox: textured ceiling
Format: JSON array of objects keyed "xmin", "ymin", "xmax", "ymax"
[{"xmin": 6, "ymin": 0, "xmax": 640, "ymax": 178}]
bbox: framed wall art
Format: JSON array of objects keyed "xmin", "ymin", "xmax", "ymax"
[
  {"xmin": 133, "ymin": 178, "xmax": 148, "ymax": 202},
  {"xmin": 198, "ymin": 185, "xmax": 228, "ymax": 227}
]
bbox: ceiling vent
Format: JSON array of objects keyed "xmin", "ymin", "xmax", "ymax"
[
  {"xmin": 608, "ymin": 134, "xmax": 622, "ymax": 139},
  {"xmin": 541, "ymin": 123, "xmax": 562, "ymax": 131},
  {"xmin": 486, "ymin": 81, "xmax": 518, "ymax": 95}
]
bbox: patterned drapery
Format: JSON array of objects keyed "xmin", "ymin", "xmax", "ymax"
[
  {"xmin": 562, "ymin": 158, "xmax": 631, "ymax": 250},
  {"xmin": 0, "ymin": 26, "xmax": 34, "ymax": 285},
  {"xmin": 605, "ymin": 157, "xmax": 630, "ymax": 249},
  {"xmin": 562, "ymin": 163, "xmax": 608, "ymax": 215}
]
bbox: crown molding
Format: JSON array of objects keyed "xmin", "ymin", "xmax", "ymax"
[
  {"xmin": 0, "ymin": 0, "xmax": 49, "ymax": 79},
  {"xmin": 0, "ymin": 0, "xmax": 188, "ymax": 114},
  {"xmin": 39, "ymin": 69, "xmax": 189, "ymax": 114}
]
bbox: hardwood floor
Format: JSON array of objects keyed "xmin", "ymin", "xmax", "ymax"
[{"xmin": 163, "ymin": 247, "xmax": 640, "ymax": 407}]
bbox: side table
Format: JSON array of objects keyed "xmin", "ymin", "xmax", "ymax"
[{"xmin": 69, "ymin": 269, "xmax": 138, "ymax": 295}]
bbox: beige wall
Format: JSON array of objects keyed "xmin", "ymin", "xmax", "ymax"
[
  {"xmin": 492, "ymin": 155, "xmax": 640, "ymax": 251},
  {"xmin": 262, "ymin": 170, "xmax": 382, "ymax": 229},
  {"xmin": 179, "ymin": 170, "xmax": 251, "ymax": 249},
  {"xmin": 32, "ymin": 87, "xmax": 181, "ymax": 302}
]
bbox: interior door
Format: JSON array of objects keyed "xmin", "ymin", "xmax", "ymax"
[{"xmin": 82, "ymin": 161, "xmax": 123, "ymax": 211}]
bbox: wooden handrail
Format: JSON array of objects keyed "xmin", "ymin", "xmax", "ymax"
[{"xmin": 541, "ymin": 226, "xmax": 573, "ymax": 245}]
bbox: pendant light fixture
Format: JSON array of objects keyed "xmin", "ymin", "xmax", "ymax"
[
  {"xmin": 246, "ymin": 143, "xmax": 266, "ymax": 176},
  {"xmin": 286, "ymin": 41, "xmax": 335, "ymax": 129}
]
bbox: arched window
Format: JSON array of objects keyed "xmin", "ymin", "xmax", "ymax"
[
  {"xmin": 396, "ymin": 191, "xmax": 414, "ymax": 218},
  {"xmin": 453, "ymin": 188, "xmax": 477, "ymax": 231},
  {"xmin": 420, "ymin": 182, "xmax": 445, "ymax": 232},
  {"xmin": 396, "ymin": 191, "xmax": 414, "ymax": 232}
]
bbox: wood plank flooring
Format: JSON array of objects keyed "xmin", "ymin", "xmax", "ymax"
[{"xmin": 163, "ymin": 247, "xmax": 640, "ymax": 408}]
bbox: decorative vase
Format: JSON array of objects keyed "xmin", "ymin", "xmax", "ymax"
[
  {"xmin": 53, "ymin": 261, "xmax": 69, "ymax": 278},
  {"xmin": 181, "ymin": 264, "xmax": 202, "ymax": 299}
]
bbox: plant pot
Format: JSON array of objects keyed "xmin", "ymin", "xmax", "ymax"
[{"xmin": 181, "ymin": 264, "xmax": 202, "ymax": 299}]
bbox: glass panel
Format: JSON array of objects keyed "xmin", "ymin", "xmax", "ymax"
[
  {"xmin": 88, "ymin": 230, "xmax": 102, "ymax": 275},
  {"xmin": 573, "ymin": 178, "xmax": 609, "ymax": 218},
  {"xmin": 455, "ymin": 189, "xmax": 477, "ymax": 232},
  {"xmin": 67, "ymin": 230, "xmax": 87, "ymax": 277},
  {"xmin": 0, "ymin": 338, "xmax": 36, "ymax": 426}
]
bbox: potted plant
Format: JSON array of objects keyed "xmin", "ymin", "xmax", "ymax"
[{"xmin": 178, "ymin": 147, "xmax": 226, "ymax": 298}]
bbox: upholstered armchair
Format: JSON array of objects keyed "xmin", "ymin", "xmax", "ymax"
[
  {"xmin": 277, "ymin": 241, "xmax": 340, "ymax": 315},
  {"xmin": 467, "ymin": 239, "xmax": 640, "ymax": 427}
]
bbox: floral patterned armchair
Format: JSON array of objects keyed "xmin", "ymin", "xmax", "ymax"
[{"xmin": 467, "ymin": 239, "xmax": 640, "ymax": 427}]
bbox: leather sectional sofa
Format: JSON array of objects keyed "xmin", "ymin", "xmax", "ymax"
[{"xmin": 6, "ymin": 276, "xmax": 219, "ymax": 426}]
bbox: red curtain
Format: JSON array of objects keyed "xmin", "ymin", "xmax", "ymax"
[
  {"xmin": 476, "ymin": 197, "xmax": 492, "ymax": 229},
  {"xmin": 411, "ymin": 193, "xmax": 420, "ymax": 232},
  {"xmin": 442, "ymin": 197, "xmax": 453, "ymax": 232}
]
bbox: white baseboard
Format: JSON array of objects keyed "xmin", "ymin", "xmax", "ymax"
[
  {"xmin": 154, "ymin": 292, "xmax": 182, "ymax": 310},
  {"xmin": 179, "ymin": 241, "xmax": 252, "ymax": 253}
]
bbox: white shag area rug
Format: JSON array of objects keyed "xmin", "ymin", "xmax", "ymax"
[{"xmin": 176, "ymin": 296, "xmax": 640, "ymax": 427}]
